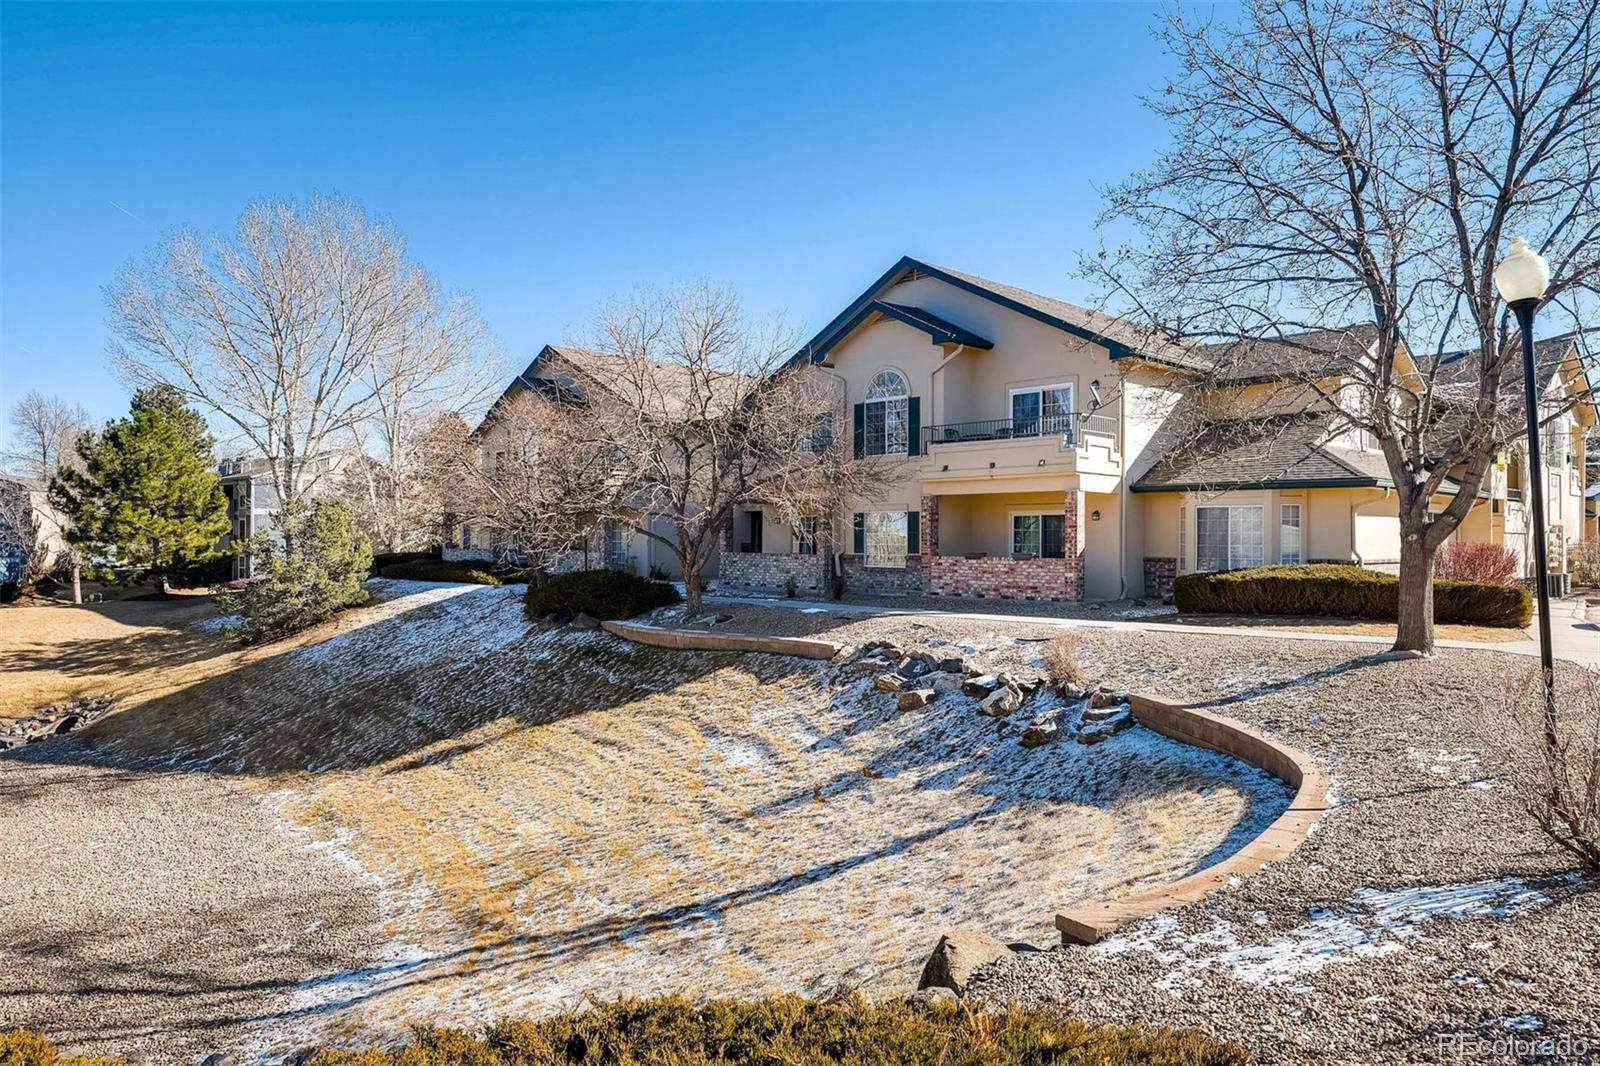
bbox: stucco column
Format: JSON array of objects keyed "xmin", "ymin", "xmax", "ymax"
[
  {"xmin": 1065, "ymin": 489, "xmax": 1086, "ymax": 600},
  {"xmin": 920, "ymin": 495, "xmax": 940, "ymax": 556}
]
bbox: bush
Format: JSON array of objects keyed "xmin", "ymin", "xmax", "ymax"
[
  {"xmin": 369, "ymin": 549, "xmax": 439, "ymax": 577},
  {"xmin": 524, "ymin": 568, "xmax": 680, "ymax": 621},
  {"xmin": 1434, "ymin": 542, "xmax": 1519, "ymax": 585},
  {"xmin": 1571, "ymin": 536, "xmax": 1600, "ymax": 587},
  {"xmin": 1, "ymin": 997, "xmax": 1246, "ymax": 1065},
  {"xmin": 1493, "ymin": 666, "xmax": 1600, "ymax": 870},
  {"xmin": 378, "ymin": 559, "xmax": 503, "ymax": 585},
  {"xmin": 0, "ymin": 581, "xmax": 20, "ymax": 605},
  {"xmin": 216, "ymin": 499, "xmax": 373, "ymax": 642},
  {"xmin": 1042, "ymin": 632, "xmax": 1088, "ymax": 690},
  {"xmin": 0, "ymin": 1029, "xmax": 133, "ymax": 1066},
  {"xmin": 1173, "ymin": 563, "xmax": 1531, "ymax": 627}
]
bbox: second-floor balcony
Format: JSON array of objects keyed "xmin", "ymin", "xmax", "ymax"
[{"xmin": 922, "ymin": 409, "xmax": 1119, "ymax": 451}]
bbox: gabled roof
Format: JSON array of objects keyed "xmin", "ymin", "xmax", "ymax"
[
  {"xmin": 870, "ymin": 301, "xmax": 994, "ymax": 349},
  {"xmin": 1201, "ymin": 325, "xmax": 1380, "ymax": 385},
  {"xmin": 1132, "ymin": 412, "xmax": 1394, "ymax": 492},
  {"xmin": 789, "ymin": 256, "xmax": 1207, "ymax": 371}
]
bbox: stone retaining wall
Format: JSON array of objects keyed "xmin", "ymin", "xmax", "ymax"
[
  {"xmin": 840, "ymin": 554, "xmax": 928, "ymax": 595},
  {"xmin": 1142, "ymin": 556, "xmax": 1176, "ymax": 598}
]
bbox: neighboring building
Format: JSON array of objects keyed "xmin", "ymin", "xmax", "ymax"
[
  {"xmin": 0, "ymin": 474, "xmax": 68, "ymax": 587},
  {"xmin": 723, "ymin": 256, "xmax": 1594, "ymax": 601},
  {"xmin": 444, "ymin": 345, "xmax": 712, "ymax": 581},
  {"xmin": 218, "ymin": 453, "xmax": 353, "ymax": 579}
]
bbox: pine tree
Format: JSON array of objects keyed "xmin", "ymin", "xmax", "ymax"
[
  {"xmin": 217, "ymin": 498, "xmax": 372, "ymax": 641},
  {"xmin": 50, "ymin": 386, "xmax": 230, "ymax": 593}
]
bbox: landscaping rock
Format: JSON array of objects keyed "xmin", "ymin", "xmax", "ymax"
[
  {"xmin": 936, "ymin": 657, "xmax": 966, "ymax": 674},
  {"xmin": 874, "ymin": 674, "xmax": 906, "ymax": 693},
  {"xmin": 904, "ymin": 986, "xmax": 959, "ymax": 1010},
  {"xmin": 977, "ymin": 685, "xmax": 1023, "ymax": 717},
  {"xmin": 1059, "ymin": 681, "xmax": 1088, "ymax": 700},
  {"xmin": 199, "ymin": 1053, "xmax": 236, "ymax": 1066},
  {"xmin": 931, "ymin": 674, "xmax": 964, "ymax": 697},
  {"xmin": 570, "ymin": 613, "xmax": 602, "ymax": 631},
  {"xmin": 917, "ymin": 928, "xmax": 1012, "ymax": 995},
  {"xmin": 1077, "ymin": 708, "xmax": 1135, "ymax": 744},
  {"xmin": 962, "ymin": 674, "xmax": 1001, "ymax": 697},
  {"xmin": 1021, "ymin": 715, "xmax": 1060, "ymax": 748},
  {"xmin": 1088, "ymin": 689, "xmax": 1130, "ymax": 709},
  {"xmin": 1081, "ymin": 702, "xmax": 1131, "ymax": 724},
  {"xmin": 897, "ymin": 654, "xmax": 936, "ymax": 678},
  {"xmin": 898, "ymin": 688, "xmax": 936, "ymax": 711}
]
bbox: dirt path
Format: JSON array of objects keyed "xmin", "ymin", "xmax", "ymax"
[{"xmin": 0, "ymin": 752, "xmax": 386, "ymax": 1064}]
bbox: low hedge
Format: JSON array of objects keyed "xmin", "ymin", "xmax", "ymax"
[
  {"xmin": 1173, "ymin": 563, "xmax": 1531, "ymax": 627},
  {"xmin": 0, "ymin": 994, "xmax": 1248, "ymax": 1065},
  {"xmin": 378, "ymin": 559, "xmax": 503, "ymax": 586},
  {"xmin": 524, "ymin": 568, "xmax": 680, "ymax": 621},
  {"xmin": 369, "ymin": 549, "xmax": 440, "ymax": 577}
]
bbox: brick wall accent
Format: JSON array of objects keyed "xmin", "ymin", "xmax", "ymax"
[
  {"xmin": 720, "ymin": 551, "xmax": 829, "ymax": 596},
  {"xmin": 442, "ymin": 546, "xmax": 495, "ymax": 562},
  {"xmin": 839, "ymin": 553, "xmax": 928, "ymax": 594},
  {"xmin": 1064, "ymin": 489, "xmax": 1085, "ymax": 601},
  {"xmin": 920, "ymin": 495, "xmax": 940, "ymax": 556},
  {"xmin": 1143, "ymin": 556, "xmax": 1177, "ymax": 598},
  {"xmin": 928, "ymin": 555, "xmax": 1073, "ymax": 600}
]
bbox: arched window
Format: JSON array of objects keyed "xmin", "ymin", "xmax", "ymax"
[{"xmin": 863, "ymin": 369, "xmax": 909, "ymax": 455}]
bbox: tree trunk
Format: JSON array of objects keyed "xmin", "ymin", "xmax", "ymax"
[
  {"xmin": 683, "ymin": 564, "xmax": 703, "ymax": 619},
  {"xmin": 1392, "ymin": 533, "xmax": 1436, "ymax": 655},
  {"xmin": 71, "ymin": 563, "xmax": 81, "ymax": 605}
]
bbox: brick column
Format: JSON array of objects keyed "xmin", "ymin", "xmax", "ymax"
[
  {"xmin": 920, "ymin": 495, "xmax": 940, "ymax": 556},
  {"xmin": 1064, "ymin": 490, "xmax": 1086, "ymax": 600}
]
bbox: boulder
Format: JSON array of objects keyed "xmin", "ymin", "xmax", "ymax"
[
  {"xmin": 932, "ymin": 674, "xmax": 964, "ymax": 697},
  {"xmin": 904, "ymin": 986, "xmax": 959, "ymax": 1010},
  {"xmin": 1059, "ymin": 681, "xmax": 1088, "ymax": 700},
  {"xmin": 936, "ymin": 657, "xmax": 966, "ymax": 674},
  {"xmin": 897, "ymin": 688, "xmax": 936, "ymax": 711},
  {"xmin": 570, "ymin": 613, "xmax": 601, "ymax": 631},
  {"xmin": 874, "ymin": 674, "xmax": 906, "ymax": 693},
  {"xmin": 1021, "ymin": 714, "xmax": 1060, "ymax": 748},
  {"xmin": 1081, "ymin": 702, "xmax": 1131, "ymax": 724},
  {"xmin": 199, "ymin": 1054, "xmax": 237, "ymax": 1066},
  {"xmin": 962, "ymin": 674, "xmax": 1001, "ymax": 697},
  {"xmin": 1088, "ymin": 689, "xmax": 1130, "ymax": 709},
  {"xmin": 977, "ymin": 685, "xmax": 1023, "ymax": 717},
  {"xmin": 917, "ymin": 928, "xmax": 1012, "ymax": 995},
  {"xmin": 1077, "ymin": 709, "xmax": 1135, "ymax": 744},
  {"xmin": 897, "ymin": 654, "xmax": 935, "ymax": 679}
]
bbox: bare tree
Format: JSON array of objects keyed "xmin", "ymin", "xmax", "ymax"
[
  {"xmin": 341, "ymin": 293, "xmax": 501, "ymax": 553},
  {"xmin": 578, "ymin": 283, "xmax": 897, "ymax": 617},
  {"xmin": 1097, "ymin": 0, "xmax": 1600, "ymax": 654},
  {"xmin": 109, "ymin": 195, "xmax": 491, "ymax": 515},
  {"xmin": 5, "ymin": 391, "xmax": 90, "ymax": 481}
]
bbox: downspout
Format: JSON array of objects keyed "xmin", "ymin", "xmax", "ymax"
[{"xmin": 1118, "ymin": 389, "xmax": 1128, "ymax": 598}]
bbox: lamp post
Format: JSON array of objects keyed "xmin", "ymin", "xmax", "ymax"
[{"xmin": 1493, "ymin": 236, "xmax": 1556, "ymax": 739}]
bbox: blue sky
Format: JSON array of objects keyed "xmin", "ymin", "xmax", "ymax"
[{"xmin": 1, "ymin": 1, "xmax": 1183, "ymax": 449}]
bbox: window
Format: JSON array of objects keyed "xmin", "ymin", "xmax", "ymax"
[
  {"xmin": 1279, "ymin": 504, "xmax": 1302, "ymax": 564},
  {"xmin": 1010, "ymin": 383, "xmax": 1074, "ymax": 437},
  {"xmin": 865, "ymin": 511, "xmax": 909, "ymax": 568},
  {"xmin": 793, "ymin": 517, "xmax": 818, "ymax": 555},
  {"xmin": 803, "ymin": 411, "xmax": 835, "ymax": 454},
  {"xmin": 863, "ymin": 370, "xmax": 909, "ymax": 456},
  {"xmin": 1178, "ymin": 505, "xmax": 1187, "ymax": 572},
  {"xmin": 604, "ymin": 521, "xmax": 627, "ymax": 567},
  {"xmin": 1011, "ymin": 513, "xmax": 1066, "ymax": 558},
  {"xmin": 1195, "ymin": 505, "xmax": 1263, "ymax": 572}
]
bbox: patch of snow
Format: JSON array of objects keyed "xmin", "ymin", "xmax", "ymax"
[
  {"xmin": 1503, "ymin": 1015, "xmax": 1543, "ymax": 1031},
  {"xmin": 1446, "ymin": 971, "xmax": 1485, "ymax": 987},
  {"xmin": 1407, "ymin": 747, "xmax": 1483, "ymax": 784},
  {"xmin": 1121, "ymin": 606, "xmax": 1179, "ymax": 619},
  {"xmin": 798, "ymin": 607, "xmax": 829, "ymax": 614},
  {"xmin": 194, "ymin": 613, "xmax": 242, "ymax": 632},
  {"xmin": 1098, "ymin": 879, "xmax": 1547, "ymax": 995}
]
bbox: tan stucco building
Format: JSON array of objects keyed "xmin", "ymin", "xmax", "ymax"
[{"xmin": 721, "ymin": 257, "xmax": 1595, "ymax": 601}]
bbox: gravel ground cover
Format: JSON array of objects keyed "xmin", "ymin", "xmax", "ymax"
[{"xmin": 698, "ymin": 604, "xmax": 1600, "ymax": 1063}]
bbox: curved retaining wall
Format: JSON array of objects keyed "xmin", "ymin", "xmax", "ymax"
[
  {"xmin": 600, "ymin": 620, "xmax": 844, "ymax": 661},
  {"xmin": 1055, "ymin": 692, "xmax": 1330, "ymax": 944}
]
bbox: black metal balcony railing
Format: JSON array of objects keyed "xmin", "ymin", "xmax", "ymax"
[{"xmin": 921, "ymin": 410, "xmax": 1120, "ymax": 450}]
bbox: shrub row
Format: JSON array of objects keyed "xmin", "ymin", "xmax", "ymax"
[
  {"xmin": 0, "ymin": 994, "xmax": 1248, "ymax": 1065},
  {"xmin": 369, "ymin": 549, "xmax": 440, "ymax": 577},
  {"xmin": 1173, "ymin": 564, "xmax": 1531, "ymax": 628},
  {"xmin": 377, "ymin": 559, "xmax": 503, "ymax": 586},
  {"xmin": 524, "ymin": 568, "xmax": 680, "ymax": 621}
]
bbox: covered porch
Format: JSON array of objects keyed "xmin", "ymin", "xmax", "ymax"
[{"xmin": 919, "ymin": 487, "xmax": 1090, "ymax": 601}]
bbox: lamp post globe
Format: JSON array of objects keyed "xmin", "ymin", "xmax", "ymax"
[{"xmin": 1495, "ymin": 236, "xmax": 1556, "ymax": 743}]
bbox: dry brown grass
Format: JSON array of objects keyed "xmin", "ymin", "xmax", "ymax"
[
  {"xmin": 1041, "ymin": 631, "xmax": 1088, "ymax": 688},
  {"xmin": 0, "ymin": 592, "xmax": 406, "ymax": 719},
  {"xmin": 1170, "ymin": 613, "xmax": 1529, "ymax": 644}
]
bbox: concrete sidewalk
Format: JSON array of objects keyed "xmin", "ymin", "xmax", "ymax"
[{"xmin": 705, "ymin": 589, "xmax": 1600, "ymax": 667}]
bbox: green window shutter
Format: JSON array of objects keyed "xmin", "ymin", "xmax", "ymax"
[
  {"xmin": 852, "ymin": 404, "xmax": 865, "ymax": 459},
  {"xmin": 906, "ymin": 396, "xmax": 922, "ymax": 456},
  {"xmin": 906, "ymin": 510, "xmax": 920, "ymax": 555},
  {"xmin": 853, "ymin": 513, "xmax": 866, "ymax": 554}
]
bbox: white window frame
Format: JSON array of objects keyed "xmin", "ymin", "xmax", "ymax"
[
  {"xmin": 793, "ymin": 517, "xmax": 818, "ymax": 556},
  {"xmin": 1009, "ymin": 511, "xmax": 1067, "ymax": 559},
  {"xmin": 1008, "ymin": 382, "xmax": 1074, "ymax": 437},
  {"xmin": 1279, "ymin": 503, "xmax": 1303, "ymax": 565},
  {"xmin": 1177, "ymin": 504, "xmax": 1188, "ymax": 572},
  {"xmin": 864, "ymin": 511, "xmax": 909, "ymax": 569},
  {"xmin": 863, "ymin": 370, "xmax": 909, "ymax": 457},
  {"xmin": 1195, "ymin": 504, "xmax": 1264, "ymax": 572}
]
